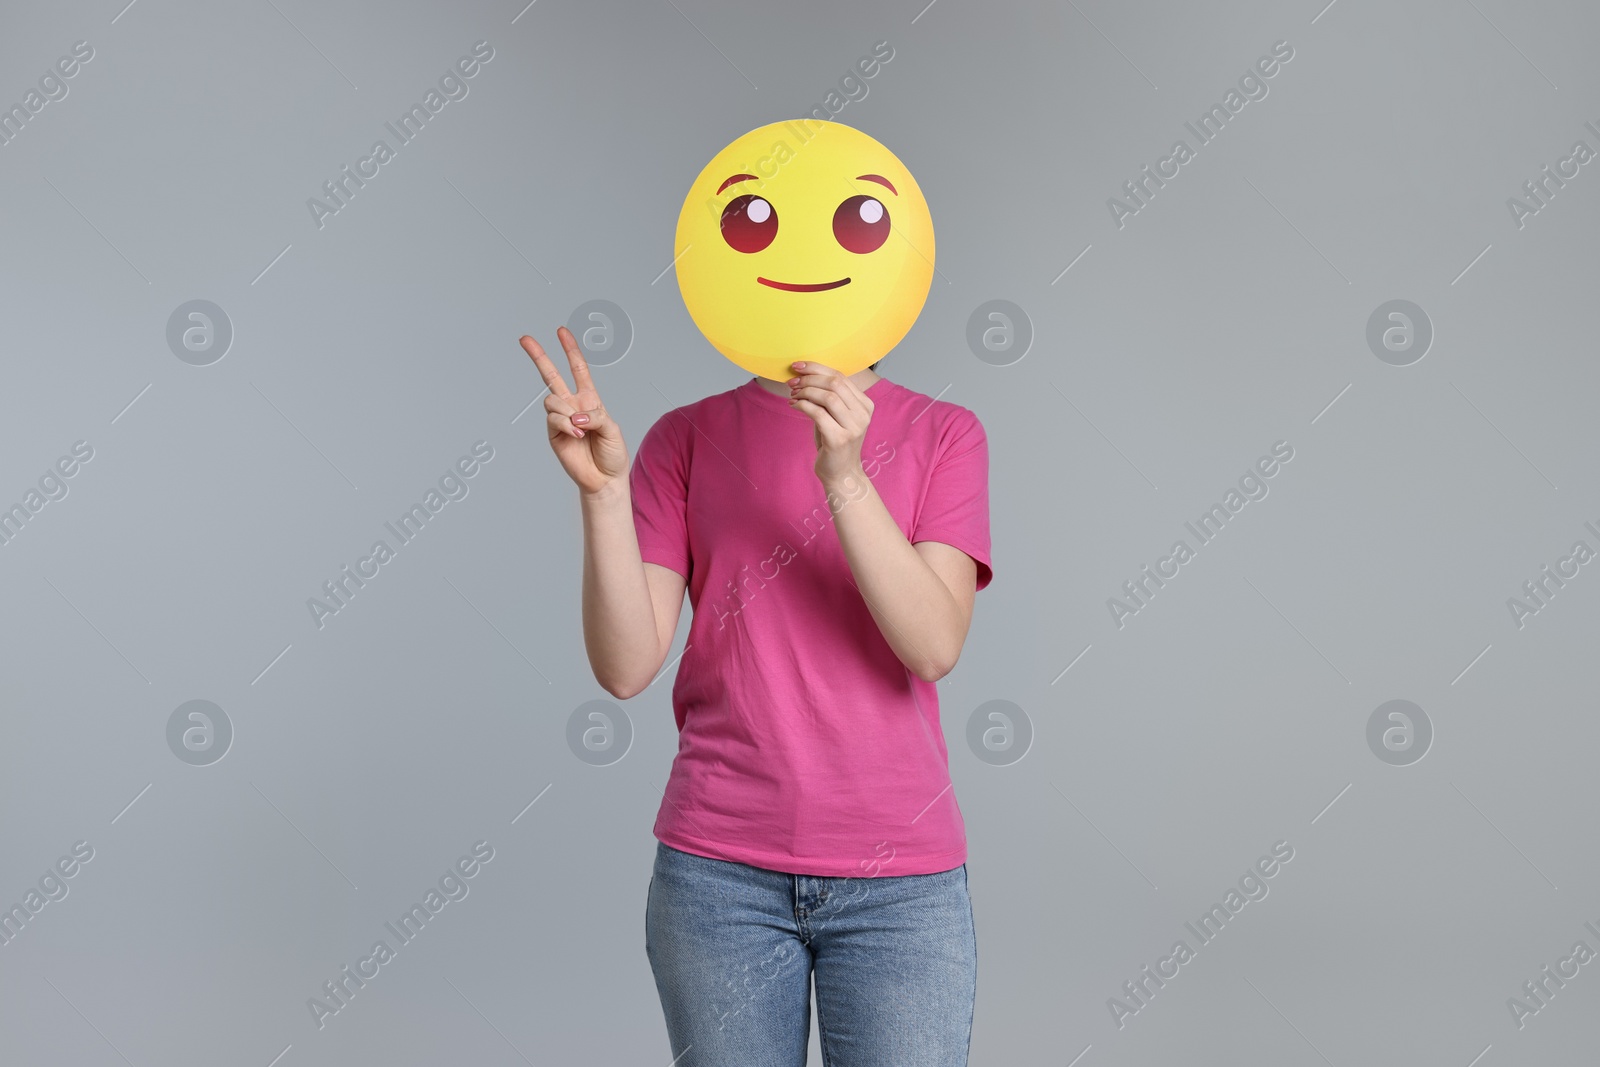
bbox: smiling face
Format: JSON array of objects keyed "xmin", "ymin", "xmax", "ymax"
[{"xmin": 674, "ymin": 119, "xmax": 935, "ymax": 381}]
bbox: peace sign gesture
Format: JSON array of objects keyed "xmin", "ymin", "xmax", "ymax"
[{"xmin": 519, "ymin": 326, "xmax": 628, "ymax": 496}]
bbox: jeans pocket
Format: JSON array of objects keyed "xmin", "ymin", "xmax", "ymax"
[{"xmin": 644, "ymin": 871, "xmax": 657, "ymax": 961}]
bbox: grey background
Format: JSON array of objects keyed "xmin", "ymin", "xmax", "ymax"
[{"xmin": 2, "ymin": 0, "xmax": 1597, "ymax": 1064}]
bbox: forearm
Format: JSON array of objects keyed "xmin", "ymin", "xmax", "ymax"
[
  {"xmin": 578, "ymin": 480, "xmax": 660, "ymax": 697},
  {"xmin": 823, "ymin": 466, "xmax": 964, "ymax": 682}
]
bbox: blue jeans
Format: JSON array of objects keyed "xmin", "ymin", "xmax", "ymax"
[{"xmin": 645, "ymin": 840, "xmax": 977, "ymax": 1066}]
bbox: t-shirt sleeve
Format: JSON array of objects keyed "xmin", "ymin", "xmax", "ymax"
[
  {"xmin": 629, "ymin": 411, "xmax": 692, "ymax": 582},
  {"xmin": 911, "ymin": 407, "xmax": 993, "ymax": 591}
]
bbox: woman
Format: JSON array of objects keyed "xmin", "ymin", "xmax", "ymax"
[{"xmin": 520, "ymin": 325, "xmax": 993, "ymax": 1066}]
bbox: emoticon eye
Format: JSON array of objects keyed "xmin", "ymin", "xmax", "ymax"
[
  {"xmin": 833, "ymin": 195, "xmax": 889, "ymax": 254},
  {"xmin": 721, "ymin": 194, "xmax": 778, "ymax": 253}
]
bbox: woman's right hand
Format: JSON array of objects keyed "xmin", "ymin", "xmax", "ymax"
[{"xmin": 519, "ymin": 326, "xmax": 628, "ymax": 496}]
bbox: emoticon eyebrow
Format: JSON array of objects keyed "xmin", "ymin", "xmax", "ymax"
[{"xmin": 716, "ymin": 173, "xmax": 761, "ymax": 195}]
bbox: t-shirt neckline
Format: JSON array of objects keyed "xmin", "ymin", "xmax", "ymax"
[{"xmin": 738, "ymin": 375, "xmax": 895, "ymax": 420}]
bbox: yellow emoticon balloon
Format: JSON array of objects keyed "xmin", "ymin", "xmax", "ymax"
[{"xmin": 674, "ymin": 119, "xmax": 935, "ymax": 382}]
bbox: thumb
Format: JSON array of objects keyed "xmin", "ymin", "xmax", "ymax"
[{"xmin": 570, "ymin": 405, "xmax": 616, "ymax": 437}]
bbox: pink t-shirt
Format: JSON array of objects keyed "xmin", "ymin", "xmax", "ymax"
[{"xmin": 628, "ymin": 374, "xmax": 993, "ymax": 877}]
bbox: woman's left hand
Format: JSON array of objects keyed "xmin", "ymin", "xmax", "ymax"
[{"xmin": 786, "ymin": 360, "xmax": 873, "ymax": 485}]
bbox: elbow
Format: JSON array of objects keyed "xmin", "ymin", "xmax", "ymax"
[
  {"xmin": 599, "ymin": 672, "xmax": 649, "ymax": 701},
  {"xmin": 591, "ymin": 664, "xmax": 642, "ymax": 701},
  {"xmin": 595, "ymin": 657, "xmax": 662, "ymax": 701},
  {"xmin": 588, "ymin": 644, "xmax": 664, "ymax": 702},
  {"xmin": 918, "ymin": 635, "xmax": 970, "ymax": 683},
  {"xmin": 915, "ymin": 651, "xmax": 958, "ymax": 684}
]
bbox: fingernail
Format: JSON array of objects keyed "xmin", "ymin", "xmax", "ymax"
[
  {"xmin": 572, "ymin": 413, "xmax": 590, "ymax": 425},
  {"xmin": 793, "ymin": 361, "xmax": 807, "ymax": 369},
  {"xmin": 574, "ymin": 428, "xmax": 585, "ymax": 436}
]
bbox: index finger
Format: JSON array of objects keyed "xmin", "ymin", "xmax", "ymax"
[
  {"xmin": 792, "ymin": 361, "xmax": 862, "ymax": 399},
  {"xmin": 793, "ymin": 360, "xmax": 842, "ymax": 380},
  {"xmin": 556, "ymin": 326, "xmax": 597, "ymax": 397},
  {"xmin": 519, "ymin": 335, "xmax": 573, "ymax": 400}
]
